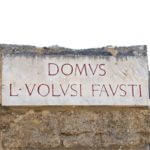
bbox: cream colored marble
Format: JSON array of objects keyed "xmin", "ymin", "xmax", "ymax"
[{"xmin": 2, "ymin": 55, "xmax": 149, "ymax": 106}]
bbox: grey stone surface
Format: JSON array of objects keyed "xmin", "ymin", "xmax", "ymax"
[{"xmin": 0, "ymin": 44, "xmax": 147, "ymax": 56}]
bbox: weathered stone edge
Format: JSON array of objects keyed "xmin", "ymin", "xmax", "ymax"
[{"xmin": 0, "ymin": 44, "xmax": 147, "ymax": 56}]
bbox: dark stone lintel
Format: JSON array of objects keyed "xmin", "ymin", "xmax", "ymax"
[{"xmin": 0, "ymin": 44, "xmax": 147, "ymax": 57}]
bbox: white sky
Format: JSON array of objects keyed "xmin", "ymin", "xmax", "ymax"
[{"xmin": 0, "ymin": 0, "xmax": 150, "ymax": 68}]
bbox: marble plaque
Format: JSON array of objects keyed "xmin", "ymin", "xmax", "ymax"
[{"xmin": 2, "ymin": 45, "xmax": 150, "ymax": 106}]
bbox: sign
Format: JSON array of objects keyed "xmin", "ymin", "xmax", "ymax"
[{"xmin": 2, "ymin": 48, "xmax": 150, "ymax": 106}]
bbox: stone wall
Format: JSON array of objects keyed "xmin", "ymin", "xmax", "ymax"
[{"xmin": 0, "ymin": 44, "xmax": 150, "ymax": 150}]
